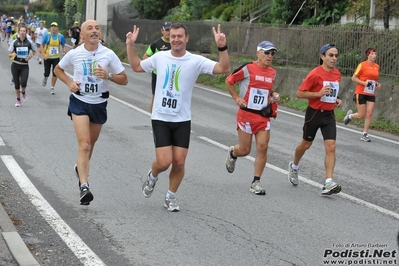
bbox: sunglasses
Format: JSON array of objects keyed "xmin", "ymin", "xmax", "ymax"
[
  {"xmin": 263, "ymin": 50, "xmax": 275, "ymax": 56},
  {"xmin": 327, "ymin": 53, "xmax": 339, "ymax": 58}
]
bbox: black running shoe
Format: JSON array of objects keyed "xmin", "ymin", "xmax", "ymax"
[{"xmin": 80, "ymin": 186, "xmax": 93, "ymax": 205}]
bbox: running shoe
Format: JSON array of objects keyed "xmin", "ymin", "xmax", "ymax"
[
  {"xmin": 15, "ymin": 100, "xmax": 21, "ymax": 107},
  {"xmin": 10, "ymin": 78, "xmax": 14, "ymax": 85},
  {"xmin": 42, "ymin": 77, "xmax": 48, "ymax": 87},
  {"xmin": 321, "ymin": 181, "xmax": 341, "ymax": 195},
  {"xmin": 360, "ymin": 133, "xmax": 371, "ymax": 142},
  {"xmin": 164, "ymin": 195, "xmax": 179, "ymax": 212},
  {"xmin": 343, "ymin": 110, "xmax": 353, "ymax": 125},
  {"xmin": 22, "ymin": 93, "xmax": 28, "ymax": 101},
  {"xmin": 225, "ymin": 146, "xmax": 236, "ymax": 173},
  {"xmin": 250, "ymin": 180, "xmax": 266, "ymax": 195},
  {"xmin": 50, "ymin": 88, "xmax": 55, "ymax": 95},
  {"xmin": 80, "ymin": 185, "xmax": 93, "ymax": 205},
  {"xmin": 142, "ymin": 170, "xmax": 157, "ymax": 198},
  {"xmin": 288, "ymin": 161, "xmax": 299, "ymax": 186}
]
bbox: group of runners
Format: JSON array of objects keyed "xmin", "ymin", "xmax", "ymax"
[
  {"xmin": 4, "ymin": 18, "xmax": 381, "ymax": 211},
  {"xmin": 5, "ymin": 15, "xmax": 70, "ymax": 106}
]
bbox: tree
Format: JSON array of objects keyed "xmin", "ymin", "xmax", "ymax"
[
  {"xmin": 131, "ymin": 0, "xmax": 179, "ymax": 20},
  {"xmin": 52, "ymin": 0, "xmax": 65, "ymax": 14},
  {"xmin": 348, "ymin": 0, "xmax": 370, "ymax": 23},
  {"xmin": 65, "ymin": 0, "xmax": 80, "ymax": 28},
  {"xmin": 382, "ymin": 0, "xmax": 390, "ymax": 29}
]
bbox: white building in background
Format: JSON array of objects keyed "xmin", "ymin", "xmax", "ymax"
[{"xmin": 340, "ymin": 14, "xmax": 399, "ymax": 30}]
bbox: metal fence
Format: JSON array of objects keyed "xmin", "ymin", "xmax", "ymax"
[{"xmin": 113, "ymin": 9, "xmax": 399, "ymax": 80}]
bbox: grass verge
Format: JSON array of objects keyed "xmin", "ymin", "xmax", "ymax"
[{"xmin": 109, "ymin": 43, "xmax": 399, "ymax": 135}]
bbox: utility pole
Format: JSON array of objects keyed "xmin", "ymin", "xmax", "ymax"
[{"xmin": 369, "ymin": 0, "xmax": 375, "ymax": 27}]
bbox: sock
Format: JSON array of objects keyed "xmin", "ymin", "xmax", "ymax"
[
  {"xmin": 22, "ymin": 91, "xmax": 25, "ymax": 95},
  {"xmin": 166, "ymin": 190, "xmax": 175, "ymax": 198},
  {"xmin": 16, "ymin": 98, "xmax": 20, "ymax": 101},
  {"xmin": 80, "ymin": 183, "xmax": 89, "ymax": 189},
  {"xmin": 348, "ymin": 114, "xmax": 352, "ymax": 119},
  {"xmin": 252, "ymin": 176, "xmax": 260, "ymax": 183},
  {"xmin": 51, "ymin": 86, "xmax": 54, "ymax": 89},
  {"xmin": 363, "ymin": 132, "xmax": 367, "ymax": 135},
  {"xmin": 149, "ymin": 172, "xmax": 157, "ymax": 182},
  {"xmin": 230, "ymin": 149, "xmax": 237, "ymax": 159},
  {"xmin": 325, "ymin": 178, "xmax": 332, "ymax": 184},
  {"xmin": 291, "ymin": 163, "xmax": 299, "ymax": 171}
]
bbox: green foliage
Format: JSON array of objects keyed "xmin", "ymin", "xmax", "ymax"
[
  {"xmin": 0, "ymin": 4, "xmax": 26, "ymax": 14},
  {"xmin": 371, "ymin": 117, "xmax": 399, "ymax": 134},
  {"xmin": 315, "ymin": 1, "xmax": 351, "ymax": 24},
  {"xmin": 35, "ymin": 11, "xmax": 58, "ymax": 17},
  {"xmin": 52, "ymin": 0, "xmax": 65, "ymax": 14},
  {"xmin": 185, "ymin": 0, "xmax": 212, "ymax": 20},
  {"xmin": 65, "ymin": 0, "xmax": 80, "ymax": 29},
  {"xmin": 220, "ymin": 5, "xmax": 236, "ymax": 22},
  {"xmin": 131, "ymin": 0, "xmax": 180, "ymax": 20},
  {"xmin": 270, "ymin": 0, "xmax": 297, "ymax": 24},
  {"xmin": 165, "ymin": 3, "xmax": 191, "ymax": 21},
  {"xmin": 76, "ymin": 0, "xmax": 84, "ymax": 12},
  {"xmin": 213, "ymin": 3, "xmax": 230, "ymax": 20}
]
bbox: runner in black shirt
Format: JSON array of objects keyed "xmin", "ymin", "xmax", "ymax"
[
  {"xmin": 68, "ymin": 21, "xmax": 81, "ymax": 49},
  {"xmin": 143, "ymin": 21, "xmax": 172, "ymax": 113},
  {"xmin": 8, "ymin": 25, "xmax": 36, "ymax": 107}
]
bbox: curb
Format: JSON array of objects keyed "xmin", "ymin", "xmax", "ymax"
[{"xmin": 0, "ymin": 203, "xmax": 40, "ymax": 266}]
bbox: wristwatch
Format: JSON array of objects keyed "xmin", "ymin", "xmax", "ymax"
[{"xmin": 108, "ymin": 73, "xmax": 113, "ymax": 81}]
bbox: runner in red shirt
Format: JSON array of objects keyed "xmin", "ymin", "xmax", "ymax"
[
  {"xmin": 287, "ymin": 44, "xmax": 343, "ymax": 196},
  {"xmin": 225, "ymin": 41, "xmax": 280, "ymax": 195},
  {"xmin": 343, "ymin": 48, "xmax": 381, "ymax": 142}
]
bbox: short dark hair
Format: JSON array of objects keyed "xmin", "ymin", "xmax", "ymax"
[
  {"xmin": 365, "ymin": 48, "xmax": 376, "ymax": 57},
  {"xmin": 170, "ymin": 22, "xmax": 188, "ymax": 36}
]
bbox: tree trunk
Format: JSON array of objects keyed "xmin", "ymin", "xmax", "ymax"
[{"xmin": 383, "ymin": 0, "xmax": 390, "ymax": 29}]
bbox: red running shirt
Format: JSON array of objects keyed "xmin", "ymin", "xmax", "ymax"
[
  {"xmin": 226, "ymin": 61, "xmax": 276, "ymax": 122},
  {"xmin": 298, "ymin": 66, "xmax": 341, "ymax": 111}
]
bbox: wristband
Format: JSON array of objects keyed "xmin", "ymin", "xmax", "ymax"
[{"xmin": 218, "ymin": 45, "xmax": 227, "ymax": 52}]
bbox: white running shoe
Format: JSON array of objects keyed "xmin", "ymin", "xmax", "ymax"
[
  {"xmin": 164, "ymin": 195, "xmax": 179, "ymax": 212},
  {"xmin": 288, "ymin": 161, "xmax": 299, "ymax": 186},
  {"xmin": 225, "ymin": 146, "xmax": 237, "ymax": 173}
]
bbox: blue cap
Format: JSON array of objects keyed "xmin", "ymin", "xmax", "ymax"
[
  {"xmin": 320, "ymin": 44, "xmax": 337, "ymax": 54},
  {"xmin": 257, "ymin": 41, "xmax": 277, "ymax": 51}
]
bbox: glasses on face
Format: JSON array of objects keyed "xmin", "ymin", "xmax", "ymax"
[
  {"xmin": 327, "ymin": 53, "xmax": 339, "ymax": 58},
  {"xmin": 263, "ymin": 50, "xmax": 275, "ymax": 56}
]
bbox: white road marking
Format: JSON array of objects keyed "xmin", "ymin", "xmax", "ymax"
[
  {"xmin": 1, "ymin": 155, "xmax": 106, "ymax": 266},
  {"xmin": 198, "ymin": 136, "xmax": 399, "ymax": 220},
  {"xmin": 0, "ymin": 137, "xmax": 5, "ymax": 146}
]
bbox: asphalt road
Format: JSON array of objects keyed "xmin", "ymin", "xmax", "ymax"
[{"xmin": 0, "ymin": 40, "xmax": 398, "ymax": 266}]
